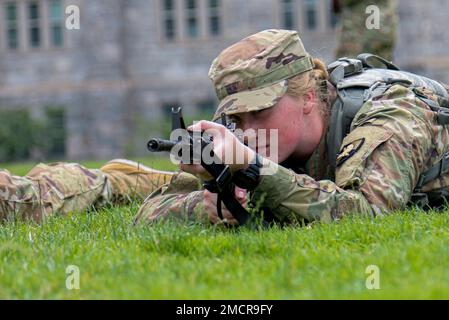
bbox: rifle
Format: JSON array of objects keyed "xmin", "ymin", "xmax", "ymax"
[{"xmin": 147, "ymin": 107, "xmax": 252, "ymax": 226}]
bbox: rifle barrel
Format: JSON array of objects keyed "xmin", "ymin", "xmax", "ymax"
[{"xmin": 147, "ymin": 138, "xmax": 177, "ymax": 152}]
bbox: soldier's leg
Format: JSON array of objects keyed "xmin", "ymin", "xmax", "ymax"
[
  {"xmin": 25, "ymin": 162, "xmax": 112, "ymax": 220},
  {"xmin": 100, "ymin": 159, "xmax": 176, "ymax": 203},
  {"xmin": 0, "ymin": 159, "xmax": 175, "ymax": 223},
  {"xmin": 0, "ymin": 169, "xmax": 44, "ymax": 222},
  {"xmin": 27, "ymin": 159, "xmax": 175, "ymax": 215},
  {"xmin": 0, "ymin": 162, "xmax": 110, "ymax": 222}
]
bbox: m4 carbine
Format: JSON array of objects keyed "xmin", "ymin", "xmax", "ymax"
[{"xmin": 147, "ymin": 107, "xmax": 254, "ymax": 226}]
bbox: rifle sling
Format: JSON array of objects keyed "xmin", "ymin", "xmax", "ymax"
[{"xmin": 218, "ymin": 189, "xmax": 251, "ymax": 226}]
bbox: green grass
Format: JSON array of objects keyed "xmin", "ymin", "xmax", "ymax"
[{"xmin": 1, "ymin": 160, "xmax": 449, "ymax": 299}]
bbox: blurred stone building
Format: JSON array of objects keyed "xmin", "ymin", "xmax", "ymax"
[{"xmin": 0, "ymin": 0, "xmax": 447, "ymax": 160}]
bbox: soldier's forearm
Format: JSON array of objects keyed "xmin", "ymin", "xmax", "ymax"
[
  {"xmin": 134, "ymin": 191, "xmax": 207, "ymax": 224},
  {"xmin": 251, "ymin": 160, "xmax": 373, "ymax": 223}
]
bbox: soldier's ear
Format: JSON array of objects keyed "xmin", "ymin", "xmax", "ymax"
[{"xmin": 302, "ymin": 89, "xmax": 317, "ymax": 115}]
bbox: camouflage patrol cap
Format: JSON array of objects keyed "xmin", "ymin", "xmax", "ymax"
[{"xmin": 209, "ymin": 29, "xmax": 314, "ymax": 121}]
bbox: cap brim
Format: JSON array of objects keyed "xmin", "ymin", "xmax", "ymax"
[{"xmin": 212, "ymin": 80, "xmax": 288, "ymax": 121}]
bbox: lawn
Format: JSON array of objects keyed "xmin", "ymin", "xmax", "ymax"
[{"xmin": 1, "ymin": 158, "xmax": 449, "ymax": 299}]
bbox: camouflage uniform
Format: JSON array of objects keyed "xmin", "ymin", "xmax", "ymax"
[
  {"xmin": 135, "ymin": 29, "xmax": 449, "ymax": 226},
  {"xmin": 334, "ymin": 0, "xmax": 398, "ymax": 60},
  {"xmin": 0, "ymin": 160, "xmax": 173, "ymax": 222},
  {"xmin": 0, "ymin": 163, "xmax": 109, "ymax": 222},
  {"xmin": 2, "ymin": 29, "xmax": 448, "ymax": 226}
]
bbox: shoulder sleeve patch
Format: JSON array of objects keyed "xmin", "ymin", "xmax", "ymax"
[
  {"xmin": 336, "ymin": 138, "xmax": 365, "ymax": 167},
  {"xmin": 335, "ymin": 125, "xmax": 394, "ymax": 188}
]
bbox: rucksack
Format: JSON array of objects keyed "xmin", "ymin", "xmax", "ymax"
[{"xmin": 327, "ymin": 53, "xmax": 449, "ymax": 207}]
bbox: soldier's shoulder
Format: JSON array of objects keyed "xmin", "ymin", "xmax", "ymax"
[
  {"xmin": 356, "ymin": 84, "xmax": 416, "ymax": 115},
  {"xmin": 376, "ymin": 84, "xmax": 415, "ymax": 100},
  {"xmin": 352, "ymin": 84, "xmax": 434, "ymax": 128}
]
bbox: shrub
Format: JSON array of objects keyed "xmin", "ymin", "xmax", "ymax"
[{"xmin": 0, "ymin": 109, "xmax": 42, "ymax": 161}]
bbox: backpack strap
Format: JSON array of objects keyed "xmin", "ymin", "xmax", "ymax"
[
  {"xmin": 327, "ymin": 80, "xmax": 392, "ymax": 171},
  {"xmin": 413, "ymin": 87, "xmax": 449, "ymax": 126},
  {"xmin": 356, "ymin": 53, "xmax": 400, "ymax": 71},
  {"xmin": 328, "ymin": 58, "xmax": 364, "ymax": 85},
  {"xmin": 415, "ymin": 152, "xmax": 449, "ymax": 192},
  {"xmin": 411, "ymin": 89, "xmax": 449, "ymax": 194},
  {"xmin": 327, "ymin": 87, "xmax": 371, "ymax": 170}
]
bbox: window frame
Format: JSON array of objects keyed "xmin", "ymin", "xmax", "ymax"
[
  {"xmin": 280, "ymin": 0, "xmax": 296, "ymax": 30},
  {"xmin": 28, "ymin": 0, "xmax": 41, "ymax": 48},
  {"xmin": 5, "ymin": 1, "xmax": 19, "ymax": 50},
  {"xmin": 185, "ymin": 0, "xmax": 199, "ymax": 39},
  {"xmin": 304, "ymin": 0, "xmax": 318, "ymax": 31},
  {"xmin": 207, "ymin": 0, "xmax": 221, "ymax": 37},
  {"xmin": 48, "ymin": 0, "xmax": 64, "ymax": 47},
  {"xmin": 162, "ymin": 0, "xmax": 177, "ymax": 41}
]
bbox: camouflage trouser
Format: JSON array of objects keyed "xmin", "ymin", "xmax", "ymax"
[
  {"xmin": 335, "ymin": 0, "xmax": 397, "ymax": 60},
  {"xmin": 0, "ymin": 163, "xmax": 111, "ymax": 222},
  {"xmin": 0, "ymin": 162, "xmax": 175, "ymax": 223}
]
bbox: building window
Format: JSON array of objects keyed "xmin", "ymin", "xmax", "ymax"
[
  {"xmin": 163, "ymin": 0, "xmax": 176, "ymax": 40},
  {"xmin": 5, "ymin": 2, "xmax": 19, "ymax": 49},
  {"xmin": 45, "ymin": 108, "xmax": 66, "ymax": 158},
  {"xmin": 304, "ymin": 0, "xmax": 317, "ymax": 30},
  {"xmin": 49, "ymin": 0, "xmax": 64, "ymax": 47},
  {"xmin": 185, "ymin": 0, "xmax": 198, "ymax": 38},
  {"xmin": 208, "ymin": 0, "xmax": 221, "ymax": 36},
  {"xmin": 327, "ymin": 0, "xmax": 338, "ymax": 29},
  {"xmin": 281, "ymin": 0, "xmax": 296, "ymax": 30},
  {"xmin": 28, "ymin": 1, "xmax": 41, "ymax": 47}
]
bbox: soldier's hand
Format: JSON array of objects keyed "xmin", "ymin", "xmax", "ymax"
[
  {"xmin": 185, "ymin": 120, "xmax": 256, "ymax": 173},
  {"xmin": 204, "ymin": 187, "xmax": 247, "ymax": 225}
]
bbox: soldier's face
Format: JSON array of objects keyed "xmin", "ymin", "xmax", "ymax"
[{"xmin": 229, "ymin": 94, "xmax": 308, "ymax": 162}]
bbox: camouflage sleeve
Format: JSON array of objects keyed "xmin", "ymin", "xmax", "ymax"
[
  {"xmin": 252, "ymin": 85, "xmax": 435, "ymax": 223},
  {"xmin": 251, "ymin": 163, "xmax": 373, "ymax": 223},
  {"xmin": 134, "ymin": 171, "xmax": 208, "ymax": 224}
]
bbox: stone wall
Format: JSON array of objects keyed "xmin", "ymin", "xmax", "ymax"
[{"xmin": 0, "ymin": 0, "xmax": 447, "ymax": 161}]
